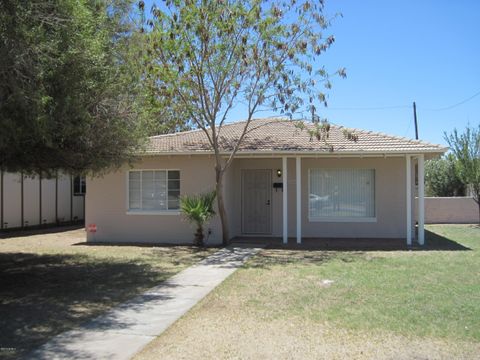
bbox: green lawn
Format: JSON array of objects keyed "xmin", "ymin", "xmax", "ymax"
[
  {"xmin": 0, "ymin": 228, "xmax": 214, "ymax": 359},
  {"xmin": 136, "ymin": 225, "xmax": 480, "ymax": 359}
]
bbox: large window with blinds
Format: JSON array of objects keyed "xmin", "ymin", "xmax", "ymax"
[
  {"xmin": 128, "ymin": 170, "xmax": 180, "ymax": 212},
  {"xmin": 309, "ymin": 169, "xmax": 375, "ymax": 221}
]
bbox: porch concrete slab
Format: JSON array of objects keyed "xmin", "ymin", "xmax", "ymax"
[{"xmin": 30, "ymin": 245, "xmax": 262, "ymax": 360}]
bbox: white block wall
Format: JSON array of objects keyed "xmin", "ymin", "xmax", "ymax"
[{"xmin": 0, "ymin": 172, "xmax": 84, "ymax": 230}]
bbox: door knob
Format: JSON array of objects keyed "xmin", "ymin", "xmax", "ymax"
[{"xmin": 266, "ymin": 200, "xmax": 271, "ymax": 205}]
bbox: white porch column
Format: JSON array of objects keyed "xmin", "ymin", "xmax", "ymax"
[
  {"xmin": 406, "ymin": 155, "xmax": 412, "ymax": 246},
  {"xmin": 296, "ymin": 157, "xmax": 302, "ymax": 244},
  {"xmin": 282, "ymin": 157, "xmax": 288, "ymax": 244},
  {"xmin": 418, "ymin": 154, "xmax": 425, "ymax": 245}
]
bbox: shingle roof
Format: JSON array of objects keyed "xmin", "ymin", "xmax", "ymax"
[{"xmin": 146, "ymin": 117, "xmax": 447, "ymax": 155}]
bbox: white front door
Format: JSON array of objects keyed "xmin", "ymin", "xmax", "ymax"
[{"xmin": 241, "ymin": 169, "xmax": 272, "ymax": 234}]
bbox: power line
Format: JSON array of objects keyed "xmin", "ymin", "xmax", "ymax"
[
  {"xmin": 319, "ymin": 89, "xmax": 480, "ymax": 112},
  {"xmin": 422, "ymin": 89, "xmax": 480, "ymax": 111},
  {"xmin": 403, "ymin": 116, "xmax": 412, "ymax": 137},
  {"xmin": 323, "ymin": 105, "xmax": 410, "ymax": 111}
]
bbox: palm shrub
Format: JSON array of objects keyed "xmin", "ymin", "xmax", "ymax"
[{"xmin": 180, "ymin": 191, "xmax": 216, "ymax": 246}]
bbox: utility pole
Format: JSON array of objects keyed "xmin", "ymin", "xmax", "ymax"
[{"xmin": 413, "ymin": 101, "xmax": 419, "ymax": 140}]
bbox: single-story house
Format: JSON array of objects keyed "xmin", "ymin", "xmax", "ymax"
[{"xmin": 85, "ymin": 118, "xmax": 447, "ymax": 245}]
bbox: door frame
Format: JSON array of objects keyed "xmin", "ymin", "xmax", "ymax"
[{"xmin": 241, "ymin": 169, "xmax": 273, "ymax": 235}]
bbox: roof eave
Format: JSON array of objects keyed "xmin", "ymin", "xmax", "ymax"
[{"xmin": 142, "ymin": 148, "xmax": 448, "ymax": 157}]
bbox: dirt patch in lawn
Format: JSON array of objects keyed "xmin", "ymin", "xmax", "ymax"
[
  {"xmin": 0, "ymin": 228, "xmax": 214, "ymax": 359},
  {"xmin": 135, "ymin": 314, "xmax": 479, "ymax": 360}
]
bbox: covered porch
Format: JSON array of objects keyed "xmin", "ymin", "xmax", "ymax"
[{"xmin": 224, "ymin": 154, "xmax": 426, "ymax": 246}]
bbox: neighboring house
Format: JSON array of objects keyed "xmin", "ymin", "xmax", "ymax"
[
  {"xmin": 0, "ymin": 172, "xmax": 85, "ymax": 231},
  {"xmin": 86, "ymin": 118, "xmax": 447, "ymax": 245}
]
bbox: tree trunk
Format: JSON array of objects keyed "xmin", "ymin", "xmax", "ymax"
[
  {"xmin": 215, "ymin": 168, "xmax": 229, "ymax": 246},
  {"xmin": 195, "ymin": 225, "xmax": 204, "ymax": 247}
]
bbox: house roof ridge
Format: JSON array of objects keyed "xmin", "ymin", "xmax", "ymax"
[
  {"xmin": 149, "ymin": 116, "xmax": 290, "ymax": 139},
  {"xmin": 327, "ymin": 122, "xmax": 447, "ymax": 149},
  {"xmin": 150, "ymin": 128, "xmax": 203, "ymax": 138}
]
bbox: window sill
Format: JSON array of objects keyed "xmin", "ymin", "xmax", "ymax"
[
  {"xmin": 309, "ymin": 217, "xmax": 377, "ymax": 223},
  {"xmin": 126, "ymin": 210, "xmax": 181, "ymax": 216}
]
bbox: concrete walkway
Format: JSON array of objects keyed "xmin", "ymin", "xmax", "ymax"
[{"xmin": 30, "ymin": 245, "xmax": 262, "ymax": 360}]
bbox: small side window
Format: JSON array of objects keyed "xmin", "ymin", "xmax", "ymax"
[{"xmin": 74, "ymin": 176, "xmax": 86, "ymax": 196}]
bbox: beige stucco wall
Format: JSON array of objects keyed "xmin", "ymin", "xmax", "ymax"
[
  {"xmin": 85, "ymin": 156, "xmax": 222, "ymax": 244},
  {"xmin": 1, "ymin": 172, "xmax": 84, "ymax": 230},
  {"xmin": 86, "ymin": 155, "xmax": 410, "ymax": 244},
  {"xmin": 424, "ymin": 197, "xmax": 478, "ymax": 224}
]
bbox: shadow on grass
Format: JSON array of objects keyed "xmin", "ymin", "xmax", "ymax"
[
  {"xmin": 238, "ymin": 229, "xmax": 471, "ymax": 270},
  {"xmin": 423, "ymin": 229, "xmax": 472, "ymax": 250},
  {"xmin": 0, "ymin": 252, "xmax": 177, "ymax": 359},
  {"xmin": 234, "ymin": 229, "xmax": 470, "ymax": 252},
  {"xmin": 73, "ymin": 240, "xmax": 221, "ymax": 249},
  {"xmin": 243, "ymin": 249, "xmax": 358, "ymax": 269},
  {"xmin": 0, "ymin": 224, "xmax": 84, "ymax": 239}
]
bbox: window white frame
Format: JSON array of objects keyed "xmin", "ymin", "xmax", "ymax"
[
  {"xmin": 307, "ymin": 168, "xmax": 377, "ymax": 223},
  {"xmin": 73, "ymin": 175, "xmax": 86, "ymax": 196},
  {"xmin": 126, "ymin": 169, "xmax": 181, "ymax": 215}
]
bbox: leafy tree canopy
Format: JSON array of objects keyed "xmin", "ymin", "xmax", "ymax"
[
  {"xmin": 141, "ymin": 0, "xmax": 345, "ymax": 243},
  {"xmin": 0, "ymin": 0, "xmax": 155, "ymax": 175},
  {"xmin": 445, "ymin": 125, "xmax": 480, "ymax": 223},
  {"xmin": 425, "ymin": 154, "xmax": 465, "ymax": 197}
]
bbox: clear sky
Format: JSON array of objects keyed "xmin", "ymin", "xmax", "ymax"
[
  {"xmin": 143, "ymin": 0, "xmax": 480, "ymax": 146},
  {"xmin": 320, "ymin": 0, "xmax": 480, "ymax": 146}
]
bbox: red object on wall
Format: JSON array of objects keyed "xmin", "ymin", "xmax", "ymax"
[{"xmin": 87, "ymin": 224, "xmax": 97, "ymax": 233}]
